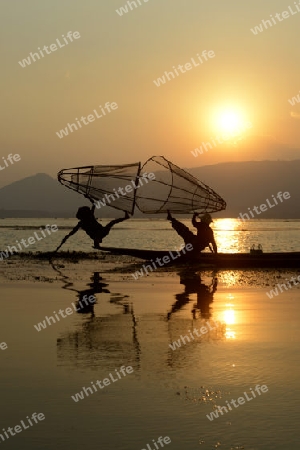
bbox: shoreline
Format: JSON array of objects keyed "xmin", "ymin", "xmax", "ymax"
[{"xmin": 0, "ymin": 254, "xmax": 299, "ymax": 291}]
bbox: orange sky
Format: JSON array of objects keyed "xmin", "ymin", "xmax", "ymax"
[{"xmin": 1, "ymin": 0, "xmax": 300, "ymax": 187}]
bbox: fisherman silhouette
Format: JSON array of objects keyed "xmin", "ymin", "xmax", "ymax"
[
  {"xmin": 55, "ymin": 196, "xmax": 129, "ymax": 251},
  {"xmin": 167, "ymin": 211, "xmax": 217, "ymax": 254}
]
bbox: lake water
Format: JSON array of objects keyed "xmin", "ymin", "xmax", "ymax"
[
  {"xmin": 0, "ymin": 218, "xmax": 300, "ymax": 253},
  {"xmin": 0, "ymin": 219, "xmax": 299, "ymax": 449}
]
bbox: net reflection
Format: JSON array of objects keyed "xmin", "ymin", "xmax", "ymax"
[{"xmin": 56, "ymin": 304, "xmax": 141, "ymax": 371}]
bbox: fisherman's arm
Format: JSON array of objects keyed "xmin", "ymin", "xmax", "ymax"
[
  {"xmin": 211, "ymin": 237, "xmax": 217, "ymax": 254},
  {"xmin": 68, "ymin": 223, "xmax": 81, "ymax": 236},
  {"xmin": 84, "ymin": 194, "xmax": 95, "ymax": 213},
  {"xmin": 192, "ymin": 213, "xmax": 199, "ymax": 228},
  {"xmin": 207, "ymin": 228, "xmax": 217, "ymax": 253},
  {"xmin": 55, "ymin": 224, "xmax": 81, "ymax": 251}
]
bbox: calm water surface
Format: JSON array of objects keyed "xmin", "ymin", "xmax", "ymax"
[
  {"xmin": 0, "ymin": 266, "xmax": 299, "ymax": 449},
  {"xmin": 0, "ymin": 219, "xmax": 299, "ymax": 449},
  {"xmin": 1, "ymin": 218, "xmax": 300, "ymax": 252}
]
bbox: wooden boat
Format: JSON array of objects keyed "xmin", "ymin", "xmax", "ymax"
[{"xmin": 101, "ymin": 246, "xmax": 300, "ymax": 268}]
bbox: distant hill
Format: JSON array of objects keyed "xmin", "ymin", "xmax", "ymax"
[
  {"xmin": 0, "ymin": 173, "xmax": 90, "ymax": 218},
  {"xmin": 0, "ymin": 161, "xmax": 299, "ymax": 218},
  {"xmin": 189, "ymin": 160, "xmax": 300, "ymax": 219}
]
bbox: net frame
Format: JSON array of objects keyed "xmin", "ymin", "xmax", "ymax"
[
  {"xmin": 58, "ymin": 163, "xmax": 141, "ymax": 215},
  {"xmin": 135, "ymin": 156, "xmax": 226, "ymax": 214}
]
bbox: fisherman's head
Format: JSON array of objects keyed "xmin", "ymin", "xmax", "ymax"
[
  {"xmin": 201, "ymin": 213, "xmax": 213, "ymax": 224},
  {"xmin": 76, "ymin": 206, "xmax": 92, "ymax": 220}
]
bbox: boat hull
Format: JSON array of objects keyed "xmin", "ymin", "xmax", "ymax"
[{"xmin": 100, "ymin": 247, "xmax": 300, "ymax": 268}]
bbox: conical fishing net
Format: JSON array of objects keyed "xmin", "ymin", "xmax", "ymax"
[
  {"xmin": 135, "ymin": 156, "xmax": 226, "ymax": 214},
  {"xmin": 58, "ymin": 163, "xmax": 141, "ymax": 214}
]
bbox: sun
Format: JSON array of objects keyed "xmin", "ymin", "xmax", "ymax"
[
  {"xmin": 209, "ymin": 106, "xmax": 250, "ymax": 138},
  {"xmin": 217, "ymin": 109, "xmax": 245, "ymax": 135},
  {"xmin": 218, "ymin": 111, "xmax": 242, "ymax": 133}
]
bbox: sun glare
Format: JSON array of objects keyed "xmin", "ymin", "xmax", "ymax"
[
  {"xmin": 209, "ymin": 106, "xmax": 250, "ymax": 138},
  {"xmin": 217, "ymin": 110, "xmax": 244, "ymax": 134},
  {"xmin": 219, "ymin": 111, "xmax": 240, "ymax": 133}
]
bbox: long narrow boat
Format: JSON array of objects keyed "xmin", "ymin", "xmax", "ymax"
[{"xmin": 101, "ymin": 246, "xmax": 300, "ymax": 268}]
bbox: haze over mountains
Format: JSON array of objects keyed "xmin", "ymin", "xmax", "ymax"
[{"xmin": 0, "ymin": 160, "xmax": 299, "ymax": 218}]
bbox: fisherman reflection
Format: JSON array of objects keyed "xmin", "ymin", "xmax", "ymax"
[
  {"xmin": 167, "ymin": 270, "xmax": 218, "ymax": 320},
  {"xmin": 75, "ymin": 272, "xmax": 110, "ymax": 317},
  {"xmin": 50, "ymin": 261, "xmax": 109, "ymax": 318}
]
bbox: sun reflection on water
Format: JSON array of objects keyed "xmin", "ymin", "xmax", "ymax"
[
  {"xmin": 223, "ymin": 295, "xmax": 236, "ymax": 339},
  {"xmin": 213, "ymin": 218, "xmax": 241, "ymax": 253}
]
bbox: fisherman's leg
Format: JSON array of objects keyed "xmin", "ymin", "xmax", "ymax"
[
  {"xmin": 169, "ymin": 217, "xmax": 195, "ymax": 246},
  {"xmin": 102, "ymin": 213, "xmax": 129, "ymax": 238},
  {"xmin": 93, "ymin": 237, "xmax": 102, "ymax": 249}
]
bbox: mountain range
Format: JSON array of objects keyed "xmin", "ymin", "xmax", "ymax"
[{"xmin": 0, "ymin": 161, "xmax": 299, "ymax": 218}]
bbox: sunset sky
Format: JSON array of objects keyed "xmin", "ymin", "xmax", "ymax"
[{"xmin": 1, "ymin": 0, "xmax": 300, "ymax": 187}]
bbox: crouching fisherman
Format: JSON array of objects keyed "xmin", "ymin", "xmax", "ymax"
[
  {"xmin": 167, "ymin": 211, "xmax": 217, "ymax": 254},
  {"xmin": 55, "ymin": 198, "xmax": 129, "ymax": 251}
]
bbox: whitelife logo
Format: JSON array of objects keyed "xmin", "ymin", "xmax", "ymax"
[
  {"xmin": 237, "ymin": 191, "xmax": 291, "ymax": 221},
  {"xmin": 55, "ymin": 102, "xmax": 118, "ymax": 139},
  {"xmin": 266, "ymin": 274, "xmax": 300, "ymax": 298},
  {"xmin": 288, "ymin": 90, "xmax": 300, "ymax": 106},
  {"xmin": 0, "ymin": 153, "xmax": 21, "ymax": 171},
  {"xmin": 206, "ymin": 385, "xmax": 268, "ymax": 421},
  {"xmin": 132, "ymin": 243, "xmax": 193, "ymax": 280},
  {"xmin": 0, "ymin": 225, "xmax": 58, "ymax": 261},
  {"xmin": 116, "ymin": 0, "xmax": 150, "ymax": 17},
  {"xmin": 94, "ymin": 172, "xmax": 155, "ymax": 209},
  {"xmin": 169, "ymin": 319, "xmax": 219, "ymax": 350},
  {"xmin": 140, "ymin": 436, "xmax": 172, "ymax": 450},
  {"xmin": 0, "ymin": 412, "xmax": 45, "ymax": 444},
  {"xmin": 250, "ymin": 2, "xmax": 300, "ymax": 35},
  {"xmin": 18, "ymin": 31, "xmax": 81, "ymax": 68},
  {"xmin": 153, "ymin": 50, "xmax": 215, "ymax": 87},
  {"xmin": 191, "ymin": 121, "xmax": 252, "ymax": 157},
  {"xmin": 71, "ymin": 366, "xmax": 134, "ymax": 402},
  {"xmin": 34, "ymin": 295, "xmax": 96, "ymax": 332}
]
